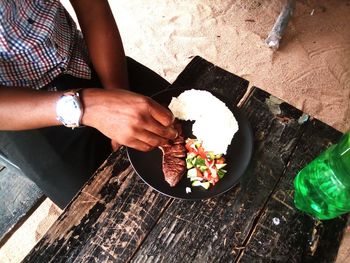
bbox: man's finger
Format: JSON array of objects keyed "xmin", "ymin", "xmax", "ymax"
[
  {"xmin": 143, "ymin": 116, "xmax": 178, "ymax": 140},
  {"xmin": 148, "ymin": 99, "xmax": 174, "ymax": 127},
  {"xmin": 126, "ymin": 139, "xmax": 154, "ymax": 152},
  {"xmin": 111, "ymin": 140, "xmax": 121, "ymax": 151},
  {"xmin": 135, "ymin": 129, "xmax": 171, "ymax": 147}
]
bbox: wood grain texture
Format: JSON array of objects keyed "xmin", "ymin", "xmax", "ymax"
[
  {"xmin": 24, "ymin": 67, "xmax": 347, "ymax": 262},
  {"xmin": 22, "ymin": 150, "xmax": 172, "ymax": 263},
  {"xmin": 22, "ymin": 57, "xmax": 347, "ymax": 263},
  {"xmin": 237, "ymin": 119, "xmax": 347, "ymax": 263},
  {"xmin": 131, "ymin": 88, "xmax": 306, "ymax": 263},
  {"xmin": 23, "ymin": 56, "xmax": 249, "ymax": 263}
]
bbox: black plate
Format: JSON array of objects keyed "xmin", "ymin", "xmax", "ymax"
[{"xmin": 127, "ymin": 87, "xmax": 253, "ymax": 199}]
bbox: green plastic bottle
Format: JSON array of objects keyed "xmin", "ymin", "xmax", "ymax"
[{"xmin": 294, "ymin": 131, "xmax": 350, "ymax": 220}]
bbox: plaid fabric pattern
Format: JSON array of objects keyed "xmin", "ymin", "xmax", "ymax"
[{"xmin": 0, "ymin": 0, "xmax": 91, "ymax": 89}]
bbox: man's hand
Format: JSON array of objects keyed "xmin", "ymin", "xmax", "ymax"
[
  {"xmin": 81, "ymin": 88, "xmax": 177, "ymax": 151},
  {"xmin": 111, "ymin": 140, "xmax": 121, "ymax": 151}
]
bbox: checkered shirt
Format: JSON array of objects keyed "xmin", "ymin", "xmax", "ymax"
[{"xmin": 0, "ymin": 0, "xmax": 91, "ymax": 89}]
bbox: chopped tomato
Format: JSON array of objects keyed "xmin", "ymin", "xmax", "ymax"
[
  {"xmin": 203, "ymin": 170, "xmax": 211, "ymax": 179},
  {"xmin": 205, "ymin": 158, "xmax": 215, "ymax": 168},
  {"xmin": 210, "ymin": 168, "xmax": 218, "ymax": 179},
  {"xmin": 185, "ymin": 139, "xmax": 227, "ymax": 190},
  {"xmin": 197, "ymin": 146, "xmax": 207, "ymax": 159},
  {"xmin": 210, "ymin": 176, "xmax": 219, "ymax": 185},
  {"xmin": 196, "ymin": 168, "xmax": 203, "ymax": 178},
  {"xmin": 216, "ymin": 157, "xmax": 226, "ymax": 164},
  {"xmin": 185, "ymin": 141, "xmax": 198, "ymax": 154}
]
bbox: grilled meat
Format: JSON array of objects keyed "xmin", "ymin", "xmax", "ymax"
[
  {"xmin": 161, "ymin": 156, "xmax": 186, "ymax": 187},
  {"xmin": 159, "ymin": 120, "xmax": 186, "ymax": 187},
  {"xmin": 159, "ymin": 144, "xmax": 186, "ymax": 158}
]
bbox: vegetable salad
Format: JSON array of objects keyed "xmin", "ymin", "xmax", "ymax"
[{"xmin": 185, "ymin": 139, "xmax": 227, "ymax": 189}]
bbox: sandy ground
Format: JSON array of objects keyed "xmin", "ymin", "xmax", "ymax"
[
  {"xmin": 1, "ymin": 1, "xmax": 349, "ymax": 262},
  {"xmin": 0, "ymin": 199, "xmax": 61, "ymax": 263},
  {"xmin": 63, "ymin": 0, "xmax": 350, "ymax": 131},
  {"xmin": 103, "ymin": 0, "xmax": 349, "ymax": 132}
]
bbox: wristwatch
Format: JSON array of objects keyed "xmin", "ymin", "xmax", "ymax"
[{"xmin": 56, "ymin": 89, "xmax": 83, "ymax": 129}]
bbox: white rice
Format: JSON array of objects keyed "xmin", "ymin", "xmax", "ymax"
[{"xmin": 168, "ymin": 89, "xmax": 238, "ymax": 154}]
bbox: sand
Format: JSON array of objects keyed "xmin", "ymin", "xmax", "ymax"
[
  {"xmin": 1, "ymin": 2, "xmax": 349, "ymax": 262},
  {"xmin": 63, "ymin": 0, "xmax": 350, "ymax": 131},
  {"xmin": 91, "ymin": 0, "xmax": 349, "ymax": 132}
]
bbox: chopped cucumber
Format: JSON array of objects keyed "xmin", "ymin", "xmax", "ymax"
[
  {"xmin": 201, "ymin": 182, "xmax": 210, "ymax": 189},
  {"xmin": 192, "ymin": 181, "xmax": 211, "ymax": 189},
  {"xmin": 206, "ymin": 152, "xmax": 215, "ymax": 160},
  {"xmin": 189, "ymin": 176, "xmax": 203, "ymax": 182},
  {"xmin": 194, "ymin": 157, "xmax": 205, "ymax": 167},
  {"xmin": 187, "ymin": 168, "xmax": 197, "ymax": 178},
  {"xmin": 191, "ymin": 180, "xmax": 202, "ymax": 186},
  {"xmin": 194, "ymin": 141, "xmax": 201, "ymax": 148},
  {"xmin": 185, "ymin": 138, "xmax": 227, "ymax": 190},
  {"xmin": 187, "ymin": 152, "xmax": 197, "ymax": 159},
  {"xmin": 217, "ymin": 169, "xmax": 227, "ymax": 179},
  {"xmin": 215, "ymin": 163, "xmax": 227, "ymax": 169},
  {"xmin": 186, "ymin": 159, "xmax": 194, "ymax": 169},
  {"xmin": 199, "ymin": 165, "xmax": 207, "ymax": 172}
]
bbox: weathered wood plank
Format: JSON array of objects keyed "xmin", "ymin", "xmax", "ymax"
[
  {"xmin": 0, "ymin": 157, "xmax": 44, "ymax": 244},
  {"xmin": 237, "ymin": 119, "xmax": 347, "ymax": 263},
  {"xmin": 22, "ymin": 56, "xmax": 249, "ymax": 263},
  {"xmin": 130, "ymin": 88, "xmax": 306, "ymax": 263},
  {"xmin": 22, "ymin": 150, "xmax": 171, "ymax": 263},
  {"xmin": 23, "ymin": 57, "xmax": 347, "ymax": 262}
]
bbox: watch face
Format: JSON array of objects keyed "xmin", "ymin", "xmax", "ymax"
[{"xmin": 56, "ymin": 94, "xmax": 82, "ymax": 128}]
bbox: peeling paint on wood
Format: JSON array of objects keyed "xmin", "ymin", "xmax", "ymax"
[
  {"xmin": 131, "ymin": 88, "xmax": 305, "ymax": 263},
  {"xmin": 23, "ymin": 56, "xmax": 249, "ymax": 263},
  {"xmin": 22, "ymin": 57, "xmax": 347, "ymax": 263},
  {"xmin": 237, "ymin": 119, "xmax": 347, "ymax": 263}
]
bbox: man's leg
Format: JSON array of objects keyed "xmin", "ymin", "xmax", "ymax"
[
  {"xmin": 126, "ymin": 57, "xmax": 170, "ymax": 96},
  {"xmin": 0, "ymin": 127, "xmax": 110, "ymax": 209}
]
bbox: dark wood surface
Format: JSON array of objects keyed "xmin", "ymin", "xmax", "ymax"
[
  {"xmin": 0, "ymin": 157, "xmax": 44, "ymax": 245},
  {"xmin": 23, "ymin": 57, "xmax": 347, "ymax": 263},
  {"xmin": 238, "ymin": 118, "xmax": 347, "ymax": 263}
]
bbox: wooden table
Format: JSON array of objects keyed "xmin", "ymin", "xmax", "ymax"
[{"xmin": 23, "ymin": 57, "xmax": 348, "ymax": 263}]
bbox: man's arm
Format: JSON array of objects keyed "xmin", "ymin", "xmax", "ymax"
[
  {"xmin": 0, "ymin": 1, "xmax": 177, "ymax": 151},
  {"xmin": 0, "ymin": 86, "xmax": 177, "ymax": 151},
  {"xmin": 0, "ymin": 87, "xmax": 62, "ymax": 130},
  {"xmin": 69, "ymin": 0, "xmax": 129, "ymax": 90}
]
